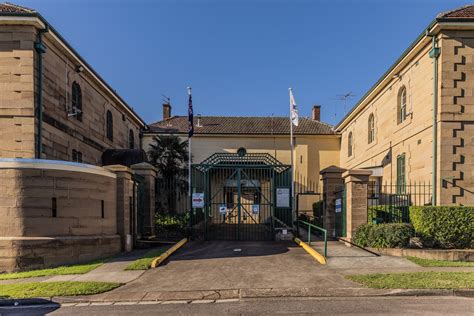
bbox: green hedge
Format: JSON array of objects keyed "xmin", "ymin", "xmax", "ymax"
[
  {"xmin": 354, "ymin": 223, "xmax": 414, "ymax": 248},
  {"xmin": 409, "ymin": 206, "xmax": 474, "ymax": 249}
]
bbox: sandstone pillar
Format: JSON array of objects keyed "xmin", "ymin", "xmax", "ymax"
[
  {"xmin": 342, "ymin": 169, "xmax": 372, "ymax": 242},
  {"xmin": 105, "ymin": 165, "xmax": 135, "ymax": 251},
  {"xmin": 320, "ymin": 166, "xmax": 346, "ymax": 238}
]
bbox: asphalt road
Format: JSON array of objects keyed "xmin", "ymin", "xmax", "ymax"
[{"xmin": 1, "ymin": 296, "xmax": 473, "ymax": 315}]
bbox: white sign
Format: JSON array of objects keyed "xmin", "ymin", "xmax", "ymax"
[
  {"xmin": 192, "ymin": 193, "xmax": 204, "ymax": 208},
  {"xmin": 276, "ymin": 188, "xmax": 290, "ymax": 208},
  {"xmin": 335, "ymin": 198, "xmax": 342, "ymax": 213},
  {"xmin": 252, "ymin": 204, "xmax": 260, "ymax": 215},
  {"xmin": 219, "ymin": 204, "xmax": 227, "ymax": 215}
]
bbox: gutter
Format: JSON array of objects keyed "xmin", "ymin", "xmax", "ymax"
[{"xmin": 34, "ymin": 26, "xmax": 48, "ymax": 158}]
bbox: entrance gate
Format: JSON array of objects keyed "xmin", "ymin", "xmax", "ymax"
[{"xmin": 190, "ymin": 153, "xmax": 292, "ymax": 241}]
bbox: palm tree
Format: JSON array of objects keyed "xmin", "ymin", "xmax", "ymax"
[{"xmin": 148, "ymin": 135, "xmax": 189, "ymax": 214}]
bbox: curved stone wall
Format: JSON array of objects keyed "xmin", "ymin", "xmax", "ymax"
[{"xmin": 0, "ymin": 159, "xmax": 121, "ymax": 271}]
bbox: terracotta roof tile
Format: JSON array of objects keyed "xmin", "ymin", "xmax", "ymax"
[
  {"xmin": 0, "ymin": 2, "xmax": 35, "ymax": 14},
  {"xmin": 147, "ymin": 116, "xmax": 335, "ymax": 135},
  {"xmin": 438, "ymin": 5, "xmax": 474, "ymax": 19}
]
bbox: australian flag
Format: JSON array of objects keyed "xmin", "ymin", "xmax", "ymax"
[{"xmin": 187, "ymin": 87, "xmax": 194, "ymax": 138}]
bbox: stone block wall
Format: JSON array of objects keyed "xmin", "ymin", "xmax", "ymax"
[
  {"xmin": 0, "ymin": 159, "xmax": 121, "ymax": 272},
  {"xmin": 0, "ymin": 25, "xmax": 36, "ymax": 158}
]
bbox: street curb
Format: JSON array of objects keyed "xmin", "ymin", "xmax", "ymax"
[
  {"xmin": 151, "ymin": 238, "xmax": 187, "ymax": 268},
  {"xmin": 1, "ymin": 288, "xmax": 472, "ymax": 307}
]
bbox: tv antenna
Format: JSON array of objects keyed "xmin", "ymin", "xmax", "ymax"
[
  {"xmin": 162, "ymin": 94, "xmax": 171, "ymax": 104},
  {"xmin": 333, "ymin": 91, "xmax": 356, "ymax": 119}
]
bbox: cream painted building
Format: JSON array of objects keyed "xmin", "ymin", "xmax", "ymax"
[
  {"xmin": 143, "ymin": 105, "xmax": 340, "ymax": 196},
  {"xmin": 336, "ymin": 5, "xmax": 474, "ymax": 206}
]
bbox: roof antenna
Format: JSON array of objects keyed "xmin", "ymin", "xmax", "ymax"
[
  {"xmin": 162, "ymin": 94, "xmax": 171, "ymax": 105},
  {"xmin": 333, "ymin": 91, "xmax": 356, "ymax": 119}
]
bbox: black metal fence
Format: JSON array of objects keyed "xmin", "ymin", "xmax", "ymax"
[
  {"xmin": 155, "ymin": 171, "xmax": 189, "ymax": 215},
  {"xmin": 367, "ymin": 182, "xmax": 432, "ymax": 223}
]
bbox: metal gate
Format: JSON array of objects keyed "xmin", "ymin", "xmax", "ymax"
[
  {"xmin": 190, "ymin": 153, "xmax": 292, "ymax": 241},
  {"xmin": 334, "ymin": 184, "xmax": 346, "ymax": 237},
  {"xmin": 134, "ymin": 173, "xmax": 146, "ymax": 240}
]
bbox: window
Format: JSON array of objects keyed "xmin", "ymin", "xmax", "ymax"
[
  {"xmin": 72, "ymin": 150, "xmax": 83, "ymax": 163},
  {"xmin": 396, "ymin": 154, "xmax": 406, "ymax": 193},
  {"xmin": 101, "ymin": 200, "xmax": 105, "ymax": 218},
  {"xmin": 368, "ymin": 113, "xmax": 375, "ymax": 144},
  {"xmin": 397, "ymin": 86, "xmax": 407, "ymax": 124},
  {"xmin": 71, "ymin": 82, "xmax": 82, "ymax": 121},
  {"xmin": 106, "ymin": 110, "xmax": 113, "ymax": 141},
  {"xmin": 348, "ymin": 132, "xmax": 353, "ymax": 157},
  {"xmin": 52, "ymin": 197, "xmax": 57, "ymax": 217},
  {"xmin": 129, "ymin": 129, "xmax": 134, "ymax": 149}
]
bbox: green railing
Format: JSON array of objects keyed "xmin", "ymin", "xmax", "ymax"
[{"xmin": 298, "ymin": 220, "xmax": 327, "ymax": 258}]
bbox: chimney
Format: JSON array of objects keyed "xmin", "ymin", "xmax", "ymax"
[
  {"xmin": 312, "ymin": 105, "xmax": 321, "ymax": 121},
  {"xmin": 162, "ymin": 103, "xmax": 171, "ymax": 120}
]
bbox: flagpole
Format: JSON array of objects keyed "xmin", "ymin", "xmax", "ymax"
[
  {"xmin": 289, "ymin": 88, "xmax": 295, "ymax": 226},
  {"xmin": 188, "ymin": 87, "xmax": 193, "ymax": 206}
]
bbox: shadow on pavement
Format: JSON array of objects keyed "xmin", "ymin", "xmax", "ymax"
[
  {"xmin": 164, "ymin": 240, "xmax": 297, "ymax": 263},
  {"xmin": 0, "ymin": 298, "xmax": 60, "ymax": 315}
]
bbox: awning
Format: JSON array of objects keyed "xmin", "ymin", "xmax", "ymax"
[{"xmin": 362, "ymin": 165, "xmax": 384, "ymax": 177}]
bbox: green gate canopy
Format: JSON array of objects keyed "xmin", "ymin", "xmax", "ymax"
[{"xmin": 194, "ymin": 152, "xmax": 290, "ymax": 173}]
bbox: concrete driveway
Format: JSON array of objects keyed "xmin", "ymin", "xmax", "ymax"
[{"xmin": 114, "ymin": 241, "xmax": 358, "ymax": 293}]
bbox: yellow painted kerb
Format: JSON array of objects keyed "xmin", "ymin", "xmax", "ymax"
[
  {"xmin": 294, "ymin": 237, "xmax": 327, "ymax": 265},
  {"xmin": 151, "ymin": 238, "xmax": 188, "ymax": 268}
]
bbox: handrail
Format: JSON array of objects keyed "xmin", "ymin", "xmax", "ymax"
[{"xmin": 298, "ymin": 220, "xmax": 327, "ymax": 258}]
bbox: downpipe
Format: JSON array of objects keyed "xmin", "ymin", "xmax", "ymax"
[
  {"xmin": 34, "ymin": 27, "xmax": 49, "ymax": 159},
  {"xmin": 428, "ymin": 31, "xmax": 440, "ymax": 205}
]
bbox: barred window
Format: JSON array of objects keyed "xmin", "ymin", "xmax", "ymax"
[
  {"xmin": 398, "ymin": 86, "xmax": 407, "ymax": 124},
  {"xmin": 368, "ymin": 113, "xmax": 375, "ymax": 144},
  {"xmin": 129, "ymin": 129, "xmax": 134, "ymax": 149},
  {"xmin": 348, "ymin": 132, "xmax": 353, "ymax": 157},
  {"xmin": 72, "ymin": 82, "xmax": 82, "ymax": 121},
  {"xmin": 106, "ymin": 110, "xmax": 113, "ymax": 141}
]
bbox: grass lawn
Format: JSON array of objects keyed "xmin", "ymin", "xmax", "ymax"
[
  {"xmin": 0, "ymin": 262, "xmax": 103, "ymax": 281},
  {"xmin": 347, "ymin": 272, "xmax": 474, "ymax": 289},
  {"xmin": 0, "ymin": 281, "xmax": 122, "ymax": 299},
  {"xmin": 125, "ymin": 246, "xmax": 170, "ymax": 270},
  {"xmin": 407, "ymin": 256, "xmax": 474, "ymax": 267}
]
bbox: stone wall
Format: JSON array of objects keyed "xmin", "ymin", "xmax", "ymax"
[
  {"xmin": 439, "ymin": 30, "xmax": 474, "ymax": 205},
  {"xmin": 0, "ymin": 23, "xmax": 144, "ymax": 164},
  {"xmin": 0, "ymin": 159, "xmax": 121, "ymax": 272},
  {"xmin": 0, "ymin": 25, "xmax": 36, "ymax": 158},
  {"xmin": 40, "ymin": 36, "xmax": 143, "ymax": 164}
]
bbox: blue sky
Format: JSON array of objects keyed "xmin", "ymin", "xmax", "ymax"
[{"xmin": 15, "ymin": 0, "xmax": 469, "ymax": 125}]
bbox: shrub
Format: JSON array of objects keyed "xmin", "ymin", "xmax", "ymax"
[
  {"xmin": 409, "ymin": 206, "xmax": 474, "ymax": 249},
  {"xmin": 155, "ymin": 213, "xmax": 189, "ymax": 235},
  {"xmin": 354, "ymin": 223, "xmax": 414, "ymax": 248}
]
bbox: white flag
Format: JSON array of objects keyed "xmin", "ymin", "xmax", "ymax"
[{"xmin": 289, "ymin": 88, "xmax": 299, "ymax": 127}]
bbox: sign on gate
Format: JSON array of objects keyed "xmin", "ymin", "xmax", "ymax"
[
  {"xmin": 219, "ymin": 204, "xmax": 227, "ymax": 215},
  {"xmin": 252, "ymin": 204, "xmax": 260, "ymax": 214},
  {"xmin": 335, "ymin": 198, "xmax": 342, "ymax": 213},
  {"xmin": 192, "ymin": 193, "xmax": 205, "ymax": 208},
  {"xmin": 276, "ymin": 187, "xmax": 290, "ymax": 207}
]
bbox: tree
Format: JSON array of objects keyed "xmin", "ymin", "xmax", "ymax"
[
  {"xmin": 148, "ymin": 135, "xmax": 189, "ymax": 214},
  {"xmin": 148, "ymin": 135, "xmax": 189, "ymax": 178}
]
